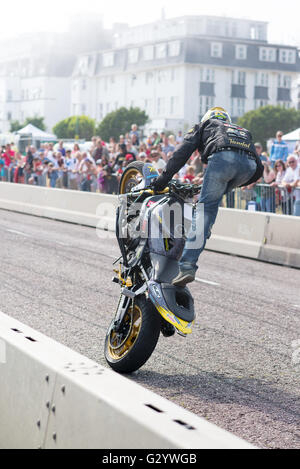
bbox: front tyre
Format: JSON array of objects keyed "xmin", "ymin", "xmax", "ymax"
[{"xmin": 104, "ymin": 295, "xmax": 161, "ymax": 373}]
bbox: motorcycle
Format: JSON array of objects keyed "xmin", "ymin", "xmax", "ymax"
[{"xmin": 104, "ymin": 161, "xmax": 201, "ymax": 373}]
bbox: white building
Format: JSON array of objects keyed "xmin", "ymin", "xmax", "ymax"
[
  {"xmin": 0, "ymin": 33, "xmax": 75, "ymax": 133},
  {"xmin": 71, "ymin": 15, "xmax": 300, "ymax": 133}
]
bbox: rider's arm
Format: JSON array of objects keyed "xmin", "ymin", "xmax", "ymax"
[{"xmin": 153, "ymin": 125, "xmax": 201, "ymax": 190}]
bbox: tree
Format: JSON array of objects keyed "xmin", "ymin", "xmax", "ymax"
[
  {"xmin": 10, "ymin": 116, "xmax": 46, "ymax": 132},
  {"xmin": 24, "ymin": 116, "xmax": 46, "ymax": 130},
  {"xmin": 10, "ymin": 120, "xmax": 23, "ymax": 132},
  {"xmin": 237, "ymin": 105, "xmax": 300, "ymax": 149},
  {"xmin": 96, "ymin": 107, "xmax": 149, "ymax": 141},
  {"xmin": 53, "ymin": 116, "xmax": 96, "ymax": 140}
]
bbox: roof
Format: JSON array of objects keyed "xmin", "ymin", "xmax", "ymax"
[
  {"xmin": 283, "ymin": 128, "xmax": 300, "ymax": 140},
  {"xmin": 16, "ymin": 124, "xmax": 56, "ymax": 140}
]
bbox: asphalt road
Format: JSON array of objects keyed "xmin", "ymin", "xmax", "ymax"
[{"xmin": 0, "ymin": 208, "xmax": 299, "ymax": 449}]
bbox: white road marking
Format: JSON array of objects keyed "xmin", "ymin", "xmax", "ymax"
[
  {"xmin": 195, "ymin": 277, "xmax": 220, "ymax": 286},
  {"xmin": 6, "ymin": 229, "xmax": 31, "ymax": 238},
  {"xmin": 293, "ymin": 305, "xmax": 300, "ymax": 308}
]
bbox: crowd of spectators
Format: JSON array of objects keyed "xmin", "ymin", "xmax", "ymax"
[{"xmin": 0, "ymin": 125, "xmax": 299, "ymax": 216}]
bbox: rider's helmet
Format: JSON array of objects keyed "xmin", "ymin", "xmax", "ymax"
[{"xmin": 201, "ymin": 106, "xmax": 232, "ymax": 124}]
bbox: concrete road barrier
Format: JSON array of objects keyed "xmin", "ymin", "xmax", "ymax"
[
  {"xmin": 0, "ymin": 182, "xmax": 299, "ymax": 268},
  {"xmin": 0, "ymin": 311, "xmax": 254, "ymax": 449},
  {"xmin": 206, "ymin": 209, "xmax": 268, "ymax": 260},
  {"xmin": 0, "ymin": 182, "xmax": 117, "ymax": 231}
]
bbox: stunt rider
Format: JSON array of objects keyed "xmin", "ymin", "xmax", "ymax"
[{"xmin": 152, "ymin": 107, "xmax": 263, "ymax": 287}]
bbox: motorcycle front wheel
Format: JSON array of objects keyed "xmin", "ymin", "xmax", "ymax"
[{"xmin": 104, "ymin": 295, "xmax": 161, "ymax": 373}]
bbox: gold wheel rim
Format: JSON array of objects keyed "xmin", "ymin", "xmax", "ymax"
[
  {"xmin": 119, "ymin": 168, "xmax": 142, "ymax": 194},
  {"xmin": 108, "ymin": 305, "xmax": 142, "ymax": 360}
]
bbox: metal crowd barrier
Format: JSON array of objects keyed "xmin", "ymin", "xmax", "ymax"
[
  {"xmin": 224, "ymin": 184, "xmax": 300, "ymax": 216},
  {"xmin": 0, "ymin": 166, "xmax": 118, "ymax": 194}
]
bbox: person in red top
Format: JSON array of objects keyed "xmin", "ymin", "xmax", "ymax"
[
  {"xmin": 3, "ymin": 143, "xmax": 15, "ymax": 166},
  {"xmin": 183, "ymin": 165, "xmax": 195, "ymax": 183},
  {"xmin": 2, "ymin": 143, "xmax": 15, "ymax": 181}
]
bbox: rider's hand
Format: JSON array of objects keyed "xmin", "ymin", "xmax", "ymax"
[{"xmin": 150, "ymin": 176, "xmax": 168, "ymax": 192}]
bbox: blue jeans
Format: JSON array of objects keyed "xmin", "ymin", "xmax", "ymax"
[
  {"xmin": 294, "ymin": 200, "xmax": 300, "ymax": 216},
  {"xmin": 179, "ymin": 150, "xmax": 257, "ymax": 272}
]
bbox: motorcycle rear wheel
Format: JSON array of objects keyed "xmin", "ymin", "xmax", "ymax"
[
  {"xmin": 119, "ymin": 161, "xmax": 145, "ymax": 194},
  {"xmin": 104, "ymin": 295, "xmax": 161, "ymax": 373}
]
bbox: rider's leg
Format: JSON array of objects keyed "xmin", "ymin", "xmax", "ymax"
[{"xmin": 173, "ymin": 151, "xmax": 256, "ymax": 286}]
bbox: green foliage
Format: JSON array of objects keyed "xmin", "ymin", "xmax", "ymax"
[
  {"xmin": 24, "ymin": 116, "xmax": 46, "ymax": 131},
  {"xmin": 10, "ymin": 120, "xmax": 23, "ymax": 132},
  {"xmin": 96, "ymin": 107, "xmax": 148, "ymax": 141},
  {"xmin": 237, "ymin": 106, "xmax": 300, "ymax": 149},
  {"xmin": 10, "ymin": 116, "xmax": 46, "ymax": 132},
  {"xmin": 53, "ymin": 116, "xmax": 96, "ymax": 140}
]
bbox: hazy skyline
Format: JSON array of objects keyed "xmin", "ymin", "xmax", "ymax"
[{"xmin": 1, "ymin": 0, "xmax": 299, "ymax": 46}]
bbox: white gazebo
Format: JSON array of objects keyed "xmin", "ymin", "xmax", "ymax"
[
  {"xmin": 16, "ymin": 124, "xmax": 57, "ymax": 141},
  {"xmin": 282, "ymin": 128, "xmax": 300, "ymax": 154}
]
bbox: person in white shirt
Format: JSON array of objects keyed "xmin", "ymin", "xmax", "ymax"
[
  {"xmin": 150, "ymin": 150, "xmax": 166, "ymax": 174},
  {"xmin": 282, "ymin": 154, "xmax": 300, "ymax": 215}
]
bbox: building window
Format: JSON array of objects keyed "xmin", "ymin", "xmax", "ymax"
[
  {"xmin": 155, "ymin": 43, "xmax": 167, "ymax": 59},
  {"xmin": 279, "ymin": 49, "xmax": 296, "ymax": 64},
  {"xmin": 259, "ymin": 47, "xmax": 276, "ymax": 62},
  {"xmin": 145, "ymin": 71, "xmax": 154, "ymax": 84},
  {"xmin": 81, "ymin": 104, "xmax": 86, "ymax": 115},
  {"xmin": 232, "ymin": 70, "xmax": 246, "ymax": 85},
  {"xmin": 278, "ymin": 74, "xmax": 292, "ymax": 88},
  {"xmin": 103, "ymin": 52, "xmax": 114, "ymax": 67},
  {"xmin": 231, "ymin": 98, "xmax": 245, "ymax": 117},
  {"xmin": 255, "ymin": 72, "xmax": 269, "ymax": 87},
  {"xmin": 78, "ymin": 56, "xmax": 89, "ymax": 74},
  {"xmin": 157, "ymin": 97, "xmax": 165, "ymax": 115},
  {"xmin": 6, "ymin": 90, "xmax": 12, "ymax": 101},
  {"xmin": 211, "ymin": 42, "xmax": 222, "ymax": 58},
  {"xmin": 7, "ymin": 111, "xmax": 12, "ymax": 121},
  {"xmin": 170, "ymin": 96, "xmax": 179, "ymax": 114},
  {"xmin": 200, "ymin": 68, "xmax": 215, "ymax": 82},
  {"xmin": 82, "ymin": 79, "xmax": 86, "ymax": 90},
  {"xmin": 235, "ymin": 45, "xmax": 247, "ymax": 60},
  {"xmin": 169, "ymin": 41, "xmax": 181, "ymax": 57},
  {"xmin": 199, "ymin": 96, "xmax": 215, "ymax": 117},
  {"xmin": 254, "ymin": 99, "xmax": 268, "ymax": 109},
  {"xmin": 128, "ymin": 48, "xmax": 139, "ymax": 64},
  {"xmin": 143, "ymin": 45, "xmax": 154, "ymax": 60}
]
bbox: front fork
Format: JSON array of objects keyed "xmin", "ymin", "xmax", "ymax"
[{"xmin": 110, "ymin": 264, "xmax": 147, "ymax": 333}]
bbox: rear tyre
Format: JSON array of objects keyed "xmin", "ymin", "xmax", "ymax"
[
  {"xmin": 119, "ymin": 161, "xmax": 145, "ymax": 194},
  {"xmin": 104, "ymin": 295, "xmax": 161, "ymax": 373}
]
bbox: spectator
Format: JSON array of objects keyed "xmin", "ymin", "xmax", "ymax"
[
  {"xmin": 126, "ymin": 141, "xmax": 137, "ymax": 158},
  {"xmin": 130, "ymin": 124, "xmax": 139, "ymax": 146},
  {"xmin": 150, "ymin": 150, "xmax": 166, "ymax": 174},
  {"xmin": 281, "ymin": 155, "xmax": 299, "ymax": 214},
  {"xmin": 270, "ymin": 131, "xmax": 288, "ymax": 166},
  {"xmin": 176, "ymin": 130, "xmax": 183, "ymax": 144},
  {"xmin": 254, "ymin": 142, "xmax": 268, "ymax": 162},
  {"xmin": 57, "ymin": 140, "xmax": 66, "ymax": 157},
  {"xmin": 114, "ymin": 143, "xmax": 127, "ymax": 170},
  {"xmin": 258, "ymin": 162, "xmax": 276, "ymax": 212},
  {"xmin": 161, "ymin": 136, "xmax": 175, "ymax": 155},
  {"xmin": 92, "ymin": 139, "xmax": 104, "ymax": 162},
  {"xmin": 183, "ymin": 166, "xmax": 195, "ymax": 183}
]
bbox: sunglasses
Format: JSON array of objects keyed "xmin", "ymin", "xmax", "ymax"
[{"xmin": 288, "ymin": 160, "xmax": 296, "ymax": 164}]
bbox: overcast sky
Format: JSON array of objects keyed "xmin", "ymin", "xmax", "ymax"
[{"xmin": 1, "ymin": 0, "xmax": 299, "ymax": 46}]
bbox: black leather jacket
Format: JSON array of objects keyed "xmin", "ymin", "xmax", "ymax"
[{"xmin": 154, "ymin": 119, "xmax": 263, "ymax": 190}]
